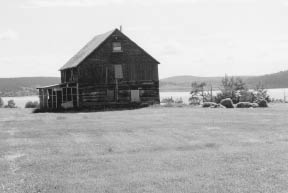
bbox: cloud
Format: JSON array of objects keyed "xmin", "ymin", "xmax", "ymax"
[
  {"xmin": 0, "ymin": 30, "xmax": 19, "ymax": 41},
  {"xmin": 23, "ymin": 0, "xmax": 200, "ymax": 8}
]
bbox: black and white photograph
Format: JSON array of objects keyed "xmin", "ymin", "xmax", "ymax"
[{"xmin": 0, "ymin": 0, "xmax": 288, "ymax": 192}]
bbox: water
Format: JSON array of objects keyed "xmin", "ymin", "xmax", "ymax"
[
  {"xmin": 2, "ymin": 96, "xmax": 39, "ymax": 108},
  {"xmin": 1, "ymin": 88, "xmax": 287, "ymax": 108}
]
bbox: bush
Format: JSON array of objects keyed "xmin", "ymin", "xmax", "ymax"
[
  {"xmin": 253, "ymin": 82, "xmax": 271, "ymax": 103},
  {"xmin": 251, "ymin": 103, "xmax": 259, "ymax": 108},
  {"xmin": 5, "ymin": 100, "xmax": 16, "ymax": 108},
  {"xmin": 202, "ymin": 102, "xmax": 225, "ymax": 108},
  {"xmin": 220, "ymin": 98, "xmax": 234, "ymax": 108},
  {"xmin": 215, "ymin": 92, "xmax": 230, "ymax": 103},
  {"xmin": 257, "ymin": 99, "xmax": 268, "ymax": 108},
  {"xmin": 189, "ymin": 95, "xmax": 202, "ymax": 105},
  {"xmin": 174, "ymin": 97, "xmax": 183, "ymax": 104},
  {"xmin": 161, "ymin": 97, "xmax": 174, "ymax": 104},
  {"xmin": 239, "ymin": 90, "xmax": 254, "ymax": 103},
  {"xmin": 236, "ymin": 102, "xmax": 259, "ymax": 108},
  {"xmin": 25, "ymin": 101, "xmax": 39, "ymax": 108},
  {"xmin": 0, "ymin": 97, "xmax": 4, "ymax": 108}
]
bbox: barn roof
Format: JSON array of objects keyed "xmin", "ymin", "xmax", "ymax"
[
  {"xmin": 59, "ymin": 28, "xmax": 159, "ymax": 71},
  {"xmin": 59, "ymin": 29, "xmax": 115, "ymax": 70}
]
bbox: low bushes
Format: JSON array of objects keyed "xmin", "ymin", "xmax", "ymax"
[
  {"xmin": 202, "ymin": 102, "xmax": 225, "ymax": 108},
  {"xmin": 220, "ymin": 98, "xmax": 234, "ymax": 108},
  {"xmin": 25, "ymin": 101, "xmax": 39, "ymax": 108},
  {"xmin": 4, "ymin": 100, "xmax": 16, "ymax": 108},
  {"xmin": 201, "ymin": 98, "xmax": 268, "ymax": 109},
  {"xmin": 236, "ymin": 102, "xmax": 259, "ymax": 108},
  {"xmin": 161, "ymin": 97, "xmax": 174, "ymax": 104}
]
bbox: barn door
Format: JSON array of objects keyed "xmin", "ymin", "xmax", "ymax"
[{"xmin": 131, "ymin": 90, "xmax": 140, "ymax": 102}]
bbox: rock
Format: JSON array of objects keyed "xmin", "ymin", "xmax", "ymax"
[
  {"xmin": 257, "ymin": 99, "xmax": 268, "ymax": 108},
  {"xmin": 220, "ymin": 98, "xmax": 234, "ymax": 108}
]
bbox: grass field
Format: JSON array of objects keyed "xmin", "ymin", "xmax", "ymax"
[{"xmin": 1, "ymin": 104, "xmax": 288, "ymax": 193}]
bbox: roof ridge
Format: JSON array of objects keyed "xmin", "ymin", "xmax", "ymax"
[{"xmin": 59, "ymin": 28, "xmax": 117, "ymax": 70}]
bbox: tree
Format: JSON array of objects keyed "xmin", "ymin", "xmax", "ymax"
[
  {"xmin": 189, "ymin": 82, "xmax": 209, "ymax": 105},
  {"xmin": 253, "ymin": 82, "xmax": 271, "ymax": 102},
  {"xmin": 234, "ymin": 77, "xmax": 247, "ymax": 91},
  {"xmin": 217, "ymin": 75, "xmax": 248, "ymax": 104}
]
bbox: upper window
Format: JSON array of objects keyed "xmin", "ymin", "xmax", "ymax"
[{"xmin": 112, "ymin": 42, "xmax": 122, "ymax": 52}]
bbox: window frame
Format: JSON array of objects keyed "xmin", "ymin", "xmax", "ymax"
[{"xmin": 112, "ymin": 42, "xmax": 123, "ymax": 52}]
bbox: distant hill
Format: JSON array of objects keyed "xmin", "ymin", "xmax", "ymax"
[
  {"xmin": 246, "ymin": 70, "xmax": 288, "ymax": 89},
  {"xmin": 160, "ymin": 70, "xmax": 288, "ymax": 91},
  {"xmin": 0, "ymin": 70, "xmax": 287, "ymax": 96},
  {"xmin": 0, "ymin": 77, "xmax": 60, "ymax": 97}
]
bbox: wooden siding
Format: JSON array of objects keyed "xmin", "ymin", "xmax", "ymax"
[{"xmin": 75, "ymin": 30, "xmax": 159, "ymax": 84}]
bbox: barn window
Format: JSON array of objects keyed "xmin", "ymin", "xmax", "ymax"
[
  {"xmin": 114, "ymin": 64, "xmax": 123, "ymax": 79},
  {"xmin": 112, "ymin": 42, "xmax": 122, "ymax": 52}
]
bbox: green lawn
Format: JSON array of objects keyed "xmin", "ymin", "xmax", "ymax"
[{"xmin": 1, "ymin": 104, "xmax": 288, "ymax": 193}]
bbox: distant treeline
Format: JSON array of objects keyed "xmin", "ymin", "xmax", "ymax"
[
  {"xmin": 0, "ymin": 77, "xmax": 60, "ymax": 97},
  {"xmin": 160, "ymin": 70, "xmax": 288, "ymax": 91}
]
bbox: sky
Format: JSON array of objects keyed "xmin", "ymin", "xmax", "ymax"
[{"xmin": 1, "ymin": 0, "xmax": 288, "ymax": 78}]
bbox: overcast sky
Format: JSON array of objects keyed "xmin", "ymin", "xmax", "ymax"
[{"xmin": 1, "ymin": 0, "xmax": 288, "ymax": 78}]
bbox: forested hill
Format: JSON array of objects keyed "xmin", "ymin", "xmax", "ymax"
[
  {"xmin": 0, "ymin": 70, "xmax": 287, "ymax": 96},
  {"xmin": 160, "ymin": 70, "xmax": 288, "ymax": 91},
  {"xmin": 0, "ymin": 77, "xmax": 60, "ymax": 97}
]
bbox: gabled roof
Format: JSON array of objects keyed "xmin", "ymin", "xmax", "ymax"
[
  {"xmin": 59, "ymin": 29, "xmax": 115, "ymax": 70},
  {"xmin": 59, "ymin": 28, "xmax": 159, "ymax": 71}
]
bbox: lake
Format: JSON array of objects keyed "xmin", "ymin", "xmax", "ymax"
[{"xmin": 2, "ymin": 88, "xmax": 287, "ymax": 108}]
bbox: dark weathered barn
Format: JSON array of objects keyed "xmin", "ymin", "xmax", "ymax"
[{"xmin": 37, "ymin": 28, "xmax": 160, "ymax": 110}]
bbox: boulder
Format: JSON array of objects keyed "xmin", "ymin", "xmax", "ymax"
[
  {"xmin": 257, "ymin": 99, "xmax": 268, "ymax": 108},
  {"xmin": 236, "ymin": 102, "xmax": 259, "ymax": 108},
  {"xmin": 202, "ymin": 102, "xmax": 226, "ymax": 108},
  {"xmin": 220, "ymin": 98, "xmax": 234, "ymax": 108}
]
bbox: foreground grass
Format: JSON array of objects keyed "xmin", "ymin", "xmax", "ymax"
[{"xmin": 1, "ymin": 104, "xmax": 288, "ymax": 193}]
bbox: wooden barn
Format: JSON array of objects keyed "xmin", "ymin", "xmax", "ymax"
[{"xmin": 37, "ymin": 28, "xmax": 160, "ymax": 110}]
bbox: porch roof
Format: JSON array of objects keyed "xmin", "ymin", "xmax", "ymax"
[{"xmin": 36, "ymin": 83, "xmax": 63, "ymax": 89}]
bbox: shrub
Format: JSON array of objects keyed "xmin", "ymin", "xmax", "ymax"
[
  {"xmin": 190, "ymin": 81, "xmax": 211, "ymax": 104},
  {"xmin": 0, "ymin": 97, "xmax": 4, "ymax": 108},
  {"xmin": 220, "ymin": 98, "xmax": 234, "ymax": 108},
  {"xmin": 189, "ymin": 95, "xmax": 202, "ymax": 105},
  {"xmin": 236, "ymin": 102, "xmax": 259, "ymax": 108},
  {"xmin": 215, "ymin": 92, "xmax": 234, "ymax": 103},
  {"xmin": 174, "ymin": 97, "xmax": 183, "ymax": 104},
  {"xmin": 257, "ymin": 99, "xmax": 268, "ymax": 108},
  {"xmin": 25, "ymin": 101, "xmax": 39, "ymax": 108},
  {"xmin": 251, "ymin": 103, "xmax": 259, "ymax": 108},
  {"xmin": 161, "ymin": 97, "xmax": 174, "ymax": 104},
  {"xmin": 253, "ymin": 82, "xmax": 271, "ymax": 103},
  {"xmin": 218, "ymin": 76, "xmax": 247, "ymax": 104},
  {"xmin": 239, "ymin": 90, "xmax": 254, "ymax": 103},
  {"xmin": 202, "ymin": 102, "xmax": 225, "ymax": 108},
  {"xmin": 5, "ymin": 100, "xmax": 16, "ymax": 108}
]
